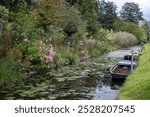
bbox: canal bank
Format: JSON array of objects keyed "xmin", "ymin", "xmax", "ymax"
[{"xmin": 118, "ymin": 44, "xmax": 150, "ymax": 100}]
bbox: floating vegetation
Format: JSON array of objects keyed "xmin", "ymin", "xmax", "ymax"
[{"xmin": 0, "ymin": 46, "xmax": 141, "ymax": 100}]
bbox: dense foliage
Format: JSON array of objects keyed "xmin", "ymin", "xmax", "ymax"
[
  {"xmin": 120, "ymin": 2, "xmax": 143, "ymax": 23},
  {"xmin": 0, "ymin": 0, "xmax": 149, "ymax": 88},
  {"xmin": 97, "ymin": 0, "xmax": 117, "ymax": 30},
  {"xmin": 114, "ymin": 20, "xmax": 147, "ymax": 43}
]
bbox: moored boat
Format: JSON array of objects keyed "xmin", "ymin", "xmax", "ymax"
[{"xmin": 110, "ymin": 60, "xmax": 137, "ymax": 79}]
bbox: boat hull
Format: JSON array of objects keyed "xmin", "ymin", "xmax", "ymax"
[
  {"xmin": 111, "ymin": 73, "xmax": 128, "ymax": 79},
  {"xmin": 110, "ymin": 63, "xmax": 130, "ymax": 79}
]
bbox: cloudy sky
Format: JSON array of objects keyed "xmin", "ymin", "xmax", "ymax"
[{"xmin": 105, "ymin": 0, "xmax": 150, "ymax": 21}]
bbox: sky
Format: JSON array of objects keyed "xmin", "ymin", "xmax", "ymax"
[{"xmin": 105, "ymin": 0, "xmax": 150, "ymax": 21}]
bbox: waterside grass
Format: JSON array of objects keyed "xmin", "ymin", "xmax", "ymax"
[{"xmin": 118, "ymin": 43, "xmax": 150, "ymax": 99}]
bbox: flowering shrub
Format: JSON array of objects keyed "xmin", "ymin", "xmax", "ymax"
[
  {"xmin": 44, "ymin": 54, "xmax": 53, "ymax": 62},
  {"xmin": 16, "ymin": 35, "xmax": 58, "ymax": 71}
]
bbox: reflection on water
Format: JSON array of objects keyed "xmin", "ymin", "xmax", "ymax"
[
  {"xmin": 0, "ymin": 46, "xmax": 141, "ymax": 100},
  {"xmin": 92, "ymin": 74, "xmax": 124, "ymax": 100}
]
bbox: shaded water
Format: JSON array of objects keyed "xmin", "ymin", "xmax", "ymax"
[{"xmin": 0, "ymin": 46, "xmax": 141, "ymax": 100}]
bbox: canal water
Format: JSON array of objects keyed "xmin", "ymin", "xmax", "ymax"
[{"xmin": 0, "ymin": 46, "xmax": 141, "ymax": 100}]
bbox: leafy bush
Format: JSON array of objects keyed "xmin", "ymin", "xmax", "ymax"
[
  {"xmin": 61, "ymin": 51, "xmax": 78, "ymax": 65},
  {"xmin": 115, "ymin": 21, "xmax": 147, "ymax": 43},
  {"xmin": 7, "ymin": 48, "xmax": 22, "ymax": 61},
  {"xmin": 83, "ymin": 39, "xmax": 97, "ymax": 52},
  {"xmin": 0, "ymin": 57, "xmax": 22, "ymax": 89},
  {"xmin": 0, "ymin": 5, "xmax": 9, "ymax": 21},
  {"xmin": 74, "ymin": 21, "xmax": 88, "ymax": 41},
  {"xmin": 115, "ymin": 31, "xmax": 137, "ymax": 48},
  {"xmin": 96, "ymin": 29, "xmax": 115, "ymax": 42},
  {"xmin": 80, "ymin": 0, "xmax": 100, "ymax": 37},
  {"xmin": 91, "ymin": 48, "xmax": 101, "ymax": 57}
]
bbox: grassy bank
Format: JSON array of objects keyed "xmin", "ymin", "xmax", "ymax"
[{"xmin": 118, "ymin": 43, "xmax": 150, "ymax": 99}]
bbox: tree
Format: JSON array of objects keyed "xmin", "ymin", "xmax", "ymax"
[
  {"xmin": 116, "ymin": 21, "xmax": 147, "ymax": 43},
  {"xmin": 66, "ymin": 0, "xmax": 100, "ymax": 37},
  {"xmin": 97, "ymin": 0, "xmax": 117, "ymax": 30},
  {"xmin": 120, "ymin": 2, "xmax": 143, "ymax": 23},
  {"xmin": 80, "ymin": 0, "xmax": 100, "ymax": 36},
  {"xmin": 141, "ymin": 20, "xmax": 150, "ymax": 40}
]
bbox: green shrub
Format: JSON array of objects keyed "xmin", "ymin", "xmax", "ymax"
[
  {"xmin": 96, "ymin": 29, "xmax": 115, "ymax": 42},
  {"xmin": 83, "ymin": 39, "xmax": 97, "ymax": 52},
  {"xmin": 91, "ymin": 48, "xmax": 101, "ymax": 57},
  {"xmin": 115, "ymin": 31, "xmax": 137, "ymax": 48},
  {"xmin": 30, "ymin": 62, "xmax": 50, "ymax": 73},
  {"xmin": 62, "ymin": 51, "xmax": 78, "ymax": 65},
  {"xmin": 95, "ymin": 29, "xmax": 116, "ymax": 51},
  {"xmin": 83, "ymin": 38, "xmax": 103, "ymax": 52},
  {"xmin": 74, "ymin": 21, "xmax": 88, "ymax": 41},
  {"xmin": 0, "ymin": 5, "xmax": 9, "ymax": 22},
  {"xmin": 116, "ymin": 22, "xmax": 147, "ymax": 43},
  {"xmin": 7, "ymin": 48, "xmax": 22, "ymax": 61},
  {"xmin": 0, "ymin": 57, "xmax": 23, "ymax": 89}
]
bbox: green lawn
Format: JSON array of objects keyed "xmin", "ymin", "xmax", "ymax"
[{"xmin": 118, "ymin": 43, "xmax": 150, "ymax": 100}]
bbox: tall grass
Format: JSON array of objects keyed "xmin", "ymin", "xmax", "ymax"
[
  {"xmin": 118, "ymin": 44, "xmax": 150, "ymax": 99},
  {"xmin": 0, "ymin": 57, "xmax": 23, "ymax": 89},
  {"xmin": 61, "ymin": 51, "xmax": 79, "ymax": 65}
]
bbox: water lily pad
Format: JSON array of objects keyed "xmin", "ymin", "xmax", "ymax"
[{"xmin": 4, "ymin": 96, "xmax": 15, "ymax": 100}]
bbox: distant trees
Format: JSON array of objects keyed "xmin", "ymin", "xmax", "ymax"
[
  {"xmin": 97, "ymin": 0, "xmax": 117, "ymax": 30},
  {"xmin": 120, "ymin": 2, "xmax": 143, "ymax": 23},
  {"xmin": 65, "ymin": 0, "xmax": 100, "ymax": 37}
]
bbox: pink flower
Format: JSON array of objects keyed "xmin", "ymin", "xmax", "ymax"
[{"xmin": 44, "ymin": 55, "xmax": 53, "ymax": 62}]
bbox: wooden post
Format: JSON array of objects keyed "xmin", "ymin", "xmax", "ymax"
[{"xmin": 131, "ymin": 50, "xmax": 134, "ymax": 72}]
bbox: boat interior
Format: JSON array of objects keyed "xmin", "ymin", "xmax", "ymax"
[{"xmin": 114, "ymin": 65, "xmax": 131, "ymax": 74}]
